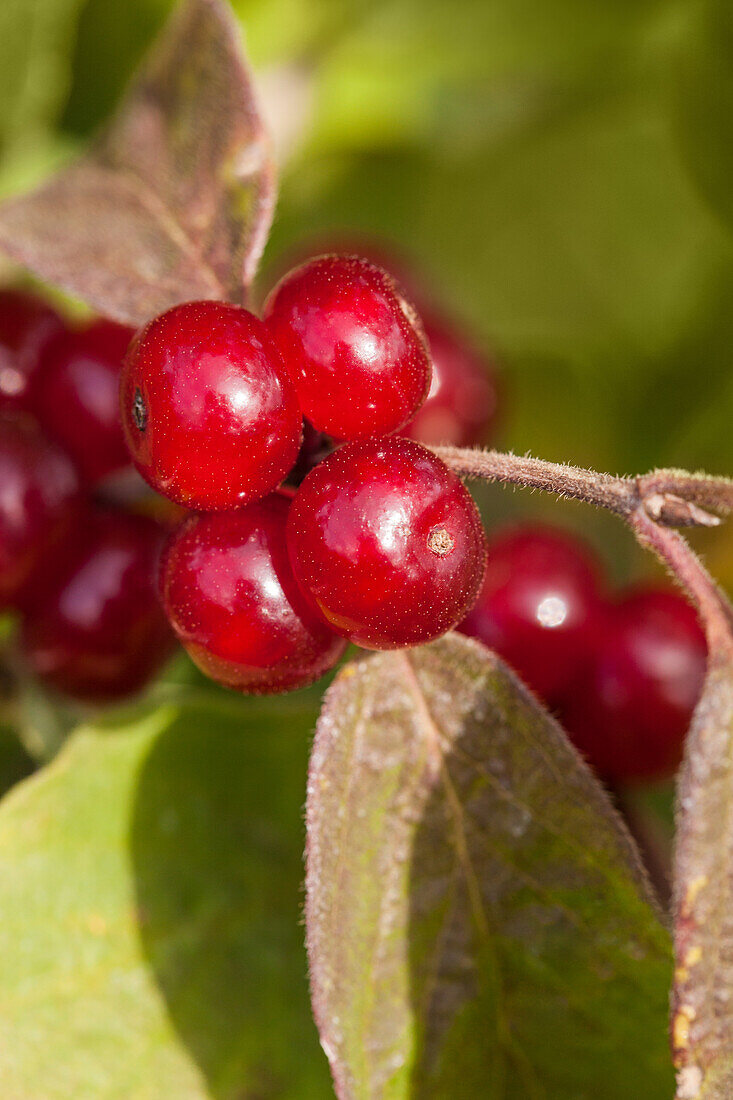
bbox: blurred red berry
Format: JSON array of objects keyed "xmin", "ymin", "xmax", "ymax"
[
  {"xmin": 402, "ymin": 313, "xmax": 499, "ymax": 447},
  {"xmin": 34, "ymin": 319, "xmax": 133, "ymax": 483},
  {"xmin": 0, "ymin": 414, "xmax": 81, "ymax": 610},
  {"xmin": 459, "ymin": 525, "xmax": 606, "ymax": 700},
  {"xmin": 0, "ymin": 290, "xmax": 65, "ymax": 414},
  {"xmin": 21, "ymin": 507, "xmax": 173, "ymax": 702},
  {"xmin": 561, "ymin": 587, "xmax": 707, "ymax": 782}
]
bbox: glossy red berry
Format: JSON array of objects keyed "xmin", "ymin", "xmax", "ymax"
[
  {"xmin": 0, "ymin": 414, "xmax": 81, "ymax": 610},
  {"xmin": 264, "ymin": 255, "xmax": 431, "ymax": 440},
  {"xmin": 459, "ymin": 525, "xmax": 605, "ymax": 700},
  {"xmin": 0, "ymin": 290, "xmax": 65, "ymax": 413},
  {"xmin": 21, "ymin": 508, "xmax": 173, "ymax": 702},
  {"xmin": 287, "ymin": 437, "xmax": 487, "ymax": 650},
  {"xmin": 160, "ymin": 493, "xmax": 346, "ymax": 694},
  {"xmin": 120, "ymin": 301, "xmax": 302, "ymax": 511},
  {"xmin": 402, "ymin": 313, "xmax": 499, "ymax": 447},
  {"xmin": 561, "ymin": 588, "xmax": 707, "ymax": 782},
  {"xmin": 34, "ymin": 319, "xmax": 133, "ymax": 483}
]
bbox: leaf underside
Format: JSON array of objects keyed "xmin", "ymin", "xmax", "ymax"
[
  {"xmin": 306, "ymin": 633, "xmax": 673, "ymax": 1100},
  {"xmin": 0, "ymin": 0, "xmax": 275, "ymax": 326}
]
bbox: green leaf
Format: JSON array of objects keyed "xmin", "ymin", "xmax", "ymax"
[
  {"xmin": 306, "ymin": 634, "xmax": 673, "ymax": 1098},
  {"xmin": 0, "ymin": 691, "xmax": 331, "ymax": 1099},
  {"xmin": 0, "ymin": 0, "xmax": 276, "ymax": 326}
]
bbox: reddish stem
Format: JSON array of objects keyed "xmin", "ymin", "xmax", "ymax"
[
  {"xmin": 431, "ymin": 446, "xmax": 637, "ymax": 516},
  {"xmin": 434, "ymin": 445, "xmax": 733, "ymax": 651},
  {"xmin": 629, "ymin": 508, "xmax": 733, "ymax": 655},
  {"xmin": 640, "ymin": 469, "xmax": 733, "ymax": 517}
]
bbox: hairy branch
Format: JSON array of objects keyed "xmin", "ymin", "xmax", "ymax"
[
  {"xmin": 431, "ymin": 446, "xmax": 637, "ymax": 516},
  {"xmin": 432, "ymin": 446, "xmax": 724, "ymax": 529},
  {"xmin": 639, "ymin": 469, "xmax": 733, "ymax": 517},
  {"xmin": 433, "ymin": 445, "xmax": 733, "ymax": 649},
  {"xmin": 629, "ymin": 509, "xmax": 733, "ymax": 654}
]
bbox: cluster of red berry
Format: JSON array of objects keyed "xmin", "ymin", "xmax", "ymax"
[
  {"xmin": 0, "ymin": 290, "xmax": 174, "ymax": 701},
  {"xmin": 0, "ymin": 254, "xmax": 705, "ymax": 786},
  {"xmin": 121, "ymin": 256, "xmax": 491, "ymax": 693},
  {"xmin": 459, "ymin": 526, "xmax": 707, "ymax": 782}
]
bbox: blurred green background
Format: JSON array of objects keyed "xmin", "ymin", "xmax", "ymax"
[
  {"xmin": 0, "ymin": 1, "xmax": 730, "ymax": 1095},
  {"xmin": 3, "ymin": 0, "xmax": 733, "ymax": 582}
]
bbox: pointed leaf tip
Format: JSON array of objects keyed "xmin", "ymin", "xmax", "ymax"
[{"xmin": 0, "ymin": 0, "xmax": 276, "ymax": 326}]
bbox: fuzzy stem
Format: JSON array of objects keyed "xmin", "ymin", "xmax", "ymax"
[
  {"xmin": 629, "ymin": 508, "xmax": 733, "ymax": 654},
  {"xmin": 433, "ymin": 444, "xmax": 733, "ymax": 650},
  {"xmin": 433, "ymin": 446, "xmax": 724, "ymax": 528},
  {"xmin": 640, "ymin": 469, "xmax": 733, "ymax": 517},
  {"xmin": 431, "ymin": 446, "xmax": 637, "ymax": 516}
]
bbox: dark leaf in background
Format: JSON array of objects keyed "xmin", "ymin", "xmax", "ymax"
[
  {"xmin": 0, "ymin": 0, "xmax": 275, "ymax": 326},
  {"xmin": 306, "ymin": 634, "xmax": 673, "ymax": 1099}
]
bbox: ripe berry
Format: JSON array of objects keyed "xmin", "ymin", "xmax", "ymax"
[
  {"xmin": 402, "ymin": 313, "xmax": 499, "ymax": 447},
  {"xmin": 120, "ymin": 301, "xmax": 302, "ymax": 511},
  {"xmin": 0, "ymin": 414, "xmax": 81, "ymax": 610},
  {"xmin": 21, "ymin": 508, "xmax": 173, "ymax": 702},
  {"xmin": 160, "ymin": 493, "xmax": 346, "ymax": 694},
  {"xmin": 458, "ymin": 525, "xmax": 605, "ymax": 700},
  {"xmin": 0, "ymin": 290, "xmax": 65, "ymax": 413},
  {"xmin": 264, "ymin": 255, "xmax": 431, "ymax": 440},
  {"xmin": 286, "ymin": 437, "xmax": 487, "ymax": 650},
  {"xmin": 34, "ymin": 319, "xmax": 133, "ymax": 483},
  {"xmin": 561, "ymin": 588, "xmax": 707, "ymax": 782}
]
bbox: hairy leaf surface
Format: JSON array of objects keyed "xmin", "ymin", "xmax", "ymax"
[{"xmin": 306, "ymin": 634, "xmax": 673, "ymax": 1099}]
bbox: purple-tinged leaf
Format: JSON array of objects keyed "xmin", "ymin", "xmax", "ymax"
[
  {"xmin": 673, "ymin": 638, "xmax": 733, "ymax": 1100},
  {"xmin": 0, "ymin": 0, "xmax": 275, "ymax": 326},
  {"xmin": 306, "ymin": 633, "xmax": 673, "ymax": 1099}
]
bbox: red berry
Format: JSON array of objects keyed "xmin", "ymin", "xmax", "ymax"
[
  {"xmin": 459, "ymin": 525, "xmax": 605, "ymax": 700},
  {"xmin": 34, "ymin": 319, "xmax": 133, "ymax": 483},
  {"xmin": 264, "ymin": 255, "xmax": 431, "ymax": 440},
  {"xmin": 160, "ymin": 493, "xmax": 346, "ymax": 694},
  {"xmin": 120, "ymin": 301, "xmax": 302, "ymax": 511},
  {"xmin": 21, "ymin": 508, "xmax": 173, "ymax": 702},
  {"xmin": 402, "ymin": 313, "xmax": 499, "ymax": 447},
  {"xmin": 0, "ymin": 414, "xmax": 81, "ymax": 610},
  {"xmin": 561, "ymin": 587, "xmax": 707, "ymax": 782},
  {"xmin": 287, "ymin": 437, "xmax": 487, "ymax": 650},
  {"xmin": 0, "ymin": 290, "xmax": 65, "ymax": 413}
]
